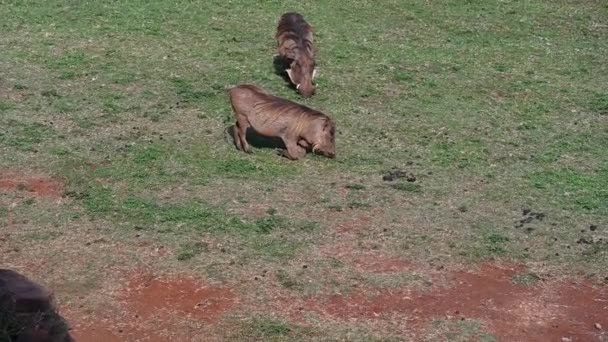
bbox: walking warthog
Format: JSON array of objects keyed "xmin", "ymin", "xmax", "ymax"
[
  {"xmin": 276, "ymin": 12, "xmax": 317, "ymax": 98},
  {"xmin": 229, "ymin": 84, "xmax": 335, "ymax": 160}
]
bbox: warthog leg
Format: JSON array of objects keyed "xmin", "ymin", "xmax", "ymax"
[
  {"xmin": 281, "ymin": 139, "xmax": 307, "ymax": 160},
  {"xmin": 235, "ymin": 115, "xmax": 252, "ymax": 153}
]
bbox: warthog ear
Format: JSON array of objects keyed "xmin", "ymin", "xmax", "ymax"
[
  {"xmin": 312, "ymin": 68, "xmax": 318, "ymax": 80},
  {"xmin": 286, "ymin": 68, "xmax": 297, "ymax": 85}
]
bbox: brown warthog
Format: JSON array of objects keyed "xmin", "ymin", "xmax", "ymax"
[
  {"xmin": 229, "ymin": 84, "xmax": 335, "ymax": 160},
  {"xmin": 276, "ymin": 12, "xmax": 317, "ymax": 98}
]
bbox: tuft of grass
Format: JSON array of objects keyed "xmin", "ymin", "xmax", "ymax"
[
  {"xmin": 429, "ymin": 319, "xmax": 497, "ymax": 342},
  {"xmin": 391, "ymin": 182, "xmax": 421, "ymax": 193},
  {"xmin": 345, "ymin": 183, "xmax": 366, "ymax": 190},
  {"xmin": 0, "ymin": 120, "xmax": 55, "ymax": 152},
  {"xmin": 170, "ymin": 78, "xmax": 216, "ymax": 104},
  {"xmin": 462, "ymin": 226, "xmax": 512, "ymax": 260},
  {"xmin": 228, "ymin": 316, "xmax": 311, "ymax": 341},
  {"xmin": 512, "ymin": 272, "xmax": 541, "ymax": 286},
  {"xmin": 250, "ymin": 238, "xmax": 300, "ymax": 260},
  {"xmin": 0, "ymin": 101, "xmax": 14, "ymax": 112},
  {"xmin": 254, "ymin": 215, "xmax": 286, "ymax": 234},
  {"xmin": 176, "ymin": 241, "xmax": 207, "ymax": 261},
  {"xmin": 589, "ymin": 92, "xmax": 608, "ymax": 115},
  {"xmin": 276, "ymin": 269, "xmax": 302, "ymax": 290}
]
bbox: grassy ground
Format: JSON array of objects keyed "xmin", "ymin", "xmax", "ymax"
[{"xmin": 1, "ymin": 0, "xmax": 607, "ymax": 340}]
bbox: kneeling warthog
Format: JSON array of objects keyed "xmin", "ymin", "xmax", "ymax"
[
  {"xmin": 276, "ymin": 12, "xmax": 317, "ymax": 98},
  {"xmin": 229, "ymin": 84, "xmax": 336, "ymax": 160}
]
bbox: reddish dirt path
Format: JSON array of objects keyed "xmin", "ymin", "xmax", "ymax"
[
  {"xmin": 277, "ymin": 263, "xmax": 607, "ymax": 341},
  {"xmin": 59, "ymin": 263, "xmax": 607, "ymax": 341},
  {"xmin": 65, "ymin": 273, "xmax": 237, "ymax": 342},
  {"xmin": 0, "ymin": 171, "xmax": 64, "ymax": 198}
]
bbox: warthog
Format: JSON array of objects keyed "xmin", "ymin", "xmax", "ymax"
[
  {"xmin": 276, "ymin": 12, "xmax": 317, "ymax": 98},
  {"xmin": 229, "ymin": 84, "xmax": 336, "ymax": 160}
]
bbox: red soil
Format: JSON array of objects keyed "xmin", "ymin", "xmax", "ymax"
[
  {"xmin": 282, "ymin": 263, "xmax": 607, "ymax": 341},
  {"xmin": 0, "ymin": 171, "xmax": 64, "ymax": 198},
  {"xmin": 122, "ymin": 273, "xmax": 237, "ymax": 321},
  {"xmin": 67, "ymin": 273, "xmax": 238, "ymax": 342}
]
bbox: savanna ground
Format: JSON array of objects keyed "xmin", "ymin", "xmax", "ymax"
[{"xmin": 1, "ymin": 1, "xmax": 607, "ymax": 341}]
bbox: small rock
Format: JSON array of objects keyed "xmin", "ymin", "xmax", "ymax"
[
  {"xmin": 595, "ymin": 323, "xmax": 602, "ymax": 330},
  {"xmin": 590, "ymin": 225, "xmax": 597, "ymax": 231}
]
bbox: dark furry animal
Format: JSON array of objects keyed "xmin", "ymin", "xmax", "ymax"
[{"xmin": 276, "ymin": 12, "xmax": 317, "ymax": 98}]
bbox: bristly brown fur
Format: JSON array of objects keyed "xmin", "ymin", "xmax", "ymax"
[
  {"xmin": 229, "ymin": 84, "xmax": 335, "ymax": 160},
  {"xmin": 276, "ymin": 12, "xmax": 314, "ymax": 60},
  {"xmin": 276, "ymin": 12, "xmax": 316, "ymax": 98}
]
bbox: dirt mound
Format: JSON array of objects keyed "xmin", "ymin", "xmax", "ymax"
[
  {"xmin": 284, "ymin": 263, "xmax": 607, "ymax": 341},
  {"xmin": 0, "ymin": 171, "xmax": 64, "ymax": 198}
]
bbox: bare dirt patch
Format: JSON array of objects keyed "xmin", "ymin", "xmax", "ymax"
[
  {"xmin": 278, "ymin": 263, "xmax": 607, "ymax": 341},
  {"xmin": 122, "ymin": 273, "xmax": 238, "ymax": 321},
  {"xmin": 66, "ymin": 272, "xmax": 238, "ymax": 342},
  {"xmin": 0, "ymin": 171, "xmax": 64, "ymax": 199}
]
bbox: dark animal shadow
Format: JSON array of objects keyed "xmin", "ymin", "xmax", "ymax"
[
  {"xmin": 226, "ymin": 125, "xmax": 286, "ymax": 150},
  {"xmin": 273, "ymin": 55, "xmax": 297, "ymax": 91}
]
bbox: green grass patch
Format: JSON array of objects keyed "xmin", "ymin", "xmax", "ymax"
[
  {"xmin": 530, "ymin": 166, "xmax": 608, "ymax": 212},
  {"xmin": 391, "ymin": 182, "xmax": 422, "ymax": 193},
  {"xmin": 0, "ymin": 120, "xmax": 56, "ymax": 152}
]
